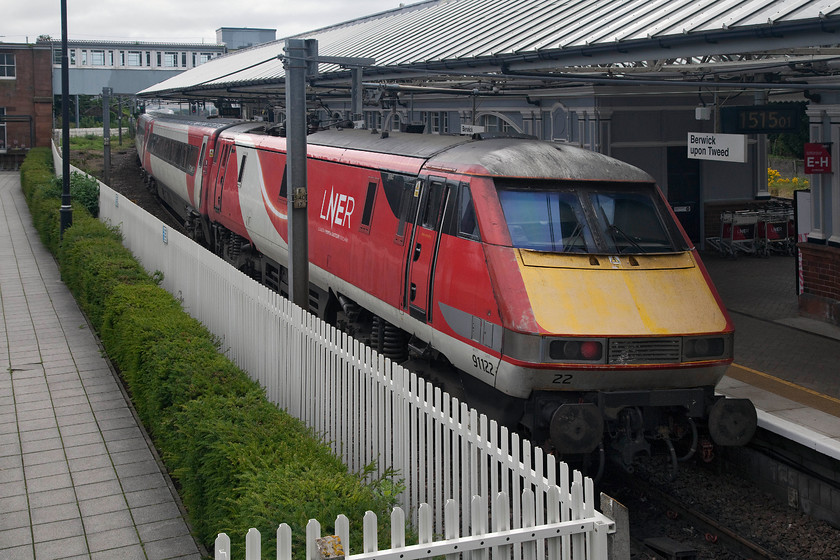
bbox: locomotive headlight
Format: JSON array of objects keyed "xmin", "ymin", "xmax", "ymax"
[
  {"xmin": 548, "ymin": 338, "xmax": 605, "ymax": 363},
  {"xmin": 682, "ymin": 335, "xmax": 730, "ymax": 362}
]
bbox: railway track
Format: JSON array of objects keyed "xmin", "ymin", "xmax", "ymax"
[{"xmin": 613, "ymin": 470, "xmax": 782, "ymax": 560}]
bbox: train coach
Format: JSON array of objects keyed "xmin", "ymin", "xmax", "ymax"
[{"xmin": 136, "ymin": 111, "xmax": 756, "ymax": 471}]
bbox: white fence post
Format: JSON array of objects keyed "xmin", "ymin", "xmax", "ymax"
[
  {"xmin": 306, "ymin": 519, "xmax": 322, "ymax": 560},
  {"xmin": 246, "ymin": 527, "xmax": 261, "ymax": 560},
  {"xmin": 278, "ymin": 523, "xmax": 293, "ymax": 560},
  {"xmin": 215, "ymin": 533, "xmax": 231, "ymax": 560}
]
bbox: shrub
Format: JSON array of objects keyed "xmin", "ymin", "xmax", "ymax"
[
  {"xmin": 46, "ymin": 171, "xmax": 100, "ymax": 217},
  {"xmin": 19, "ymin": 149, "xmax": 398, "ymax": 559}
]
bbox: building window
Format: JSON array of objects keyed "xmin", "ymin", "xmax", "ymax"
[
  {"xmin": 164, "ymin": 52, "xmax": 177, "ymax": 67},
  {"xmin": 146, "ymin": 51, "xmax": 151, "ymax": 66},
  {"xmin": 70, "ymin": 49, "xmax": 76, "ymax": 65},
  {"xmin": 366, "ymin": 111, "xmax": 381, "ymax": 130},
  {"xmin": 109, "ymin": 51, "xmax": 114, "ymax": 66},
  {"xmin": 0, "ymin": 54, "xmax": 15, "ymax": 78},
  {"xmin": 119, "ymin": 51, "xmax": 125, "ymax": 66},
  {"xmin": 181, "ymin": 52, "xmax": 187, "ymax": 67},
  {"xmin": 481, "ymin": 114, "xmax": 515, "ymax": 133},
  {"xmin": 91, "ymin": 50, "xmax": 105, "ymax": 66},
  {"xmin": 127, "ymin": 51, "xmax": 141, "ymax": 66},
  {"xmin": 430, "ymin": 112, "xmax": 448, "ymax": 134},
  {"xmin": 81, "ymin": 50, "xmax": 87, "ymax": 65},
  {"xmin": 156, "ymin": 52, "xmax": 161, "ymax": 66},
  {"xmin": 200, "ymin": 52, "xmax": 215, "ymax": 64},
  {"xmin": 53, "ymin": 48, "xmax": 61, "ymax": 64}
]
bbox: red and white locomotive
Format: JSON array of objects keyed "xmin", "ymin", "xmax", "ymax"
[{"xmin": 136, "ymin": 111, "xmax": 756, "ymax": 468}]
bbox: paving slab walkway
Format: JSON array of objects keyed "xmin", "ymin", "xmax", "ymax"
[{"xmin": 0, "ymin": 171, "xmax": 202, "ymax": 560}]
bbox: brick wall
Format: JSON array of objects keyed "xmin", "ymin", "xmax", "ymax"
[
  {"xmin": 0, "ymin": 44, "xmax": 53, "ymax": 149},
  {"xmin": 799, "ymin": 243, "xmax": 840, "ymax": 326}
]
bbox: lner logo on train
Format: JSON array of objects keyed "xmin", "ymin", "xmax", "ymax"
[{"xmin": 319, "ymin": 186, "xmax": 355, "ymax": 228}]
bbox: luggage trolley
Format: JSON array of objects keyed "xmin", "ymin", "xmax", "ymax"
[
  {"xmin": 713, "ymin": 211, "xmax": 759, "ymax": 257},
  {"xmin": 757, "ymin": 207, "xmax": 794, "ymax": 256}
]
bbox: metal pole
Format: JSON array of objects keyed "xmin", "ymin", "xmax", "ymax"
[
  {"xmin": 118, "ymin": 96, "xmax": 122, "ymax": 145},
  {"xmin": 59, "ymin": 0, "xmax": 72, "ymax": 238},
  {"xmin": 351, "ymin": 67, "xmax": 363, "ymax": 125},
  {"xmin": 102, "ymin": 87, "xmax": 111, "ymax": 185},
  {"xmin": 284, "ymin": 39, "xmax": 310, "ymax": 310}
]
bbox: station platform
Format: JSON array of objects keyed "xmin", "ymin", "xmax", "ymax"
[
  {"xmin": 703, "ymin": 250, "xmax": 840, "ymax": 460},
  {"xmin": 0, "ymin": 172, "xmax": 202, "ymax": 560}
]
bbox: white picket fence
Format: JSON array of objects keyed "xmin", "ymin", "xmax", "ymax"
[
  {"xmin": 51, "ymin": 143, "xmax": 619, "ymax": 559},
  {"xmin": 215, "ymin": 488, "xmax": 608, "ymax": 560},
  {"xmin": 53, "ymin": 126, "xmax": 130, "ymax": 138}
]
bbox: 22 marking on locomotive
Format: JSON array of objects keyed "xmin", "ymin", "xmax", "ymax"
[
  {"xmin": 472, "ymin": 355, "xmax": 495, "ymax": 376},
  {"xmin": 553, "ymin": 374, "xmax": 574, "ymax": 385}
]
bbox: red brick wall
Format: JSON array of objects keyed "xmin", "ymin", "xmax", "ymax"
[
  {"xmin": 0, "ymin": 44, "xmax": 53, "ymax": 149},
  {"xmin": 799, "ymin": 243, "xmax": 840, "ymax": 326}
]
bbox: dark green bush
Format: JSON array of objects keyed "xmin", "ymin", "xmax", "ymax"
[
  {"xmin": 59, "ymin": 234, "xmax": 153, "ymax": 329},
  {"xmin": 19, "ymin": 149, "xmax": 398, "ymax": 558},
  {"xmin": 45, "ymin": 171, "xmax": 100, "ymax": 217}
]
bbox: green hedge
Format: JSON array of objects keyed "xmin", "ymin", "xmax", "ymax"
[{"xmin": 19, "ymin": 149, "xmax": 397, "ymax": 558}]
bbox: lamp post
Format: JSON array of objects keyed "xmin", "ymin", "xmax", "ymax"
[{"xmin": 59, "ymin": 0, "xmax": 72, "ymax": 238}]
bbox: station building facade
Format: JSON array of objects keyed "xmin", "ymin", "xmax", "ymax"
[{"xmin": 0, "ymin": 42, "xmax": 53, "ymax": 168}]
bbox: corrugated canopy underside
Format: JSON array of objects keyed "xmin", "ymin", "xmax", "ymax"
[{"xmin": 139, "ymin": 0, "xmax": 840, "ymax": 98}]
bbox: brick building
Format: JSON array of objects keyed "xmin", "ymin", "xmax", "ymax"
[{"xmin": 0, "ymin": 42, "xmax": 53, "ymax": 168}]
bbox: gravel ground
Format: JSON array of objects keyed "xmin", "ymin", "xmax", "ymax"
[
  {"xmin": 93, "ymin": 143, "xmax": 186, "ymax": 233},
  {"xmin": 602, "ymin": 455, "xmax": 840, "ymax": 559}
]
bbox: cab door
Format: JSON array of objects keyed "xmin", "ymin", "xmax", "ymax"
[
  {"xmin": 213, "ymin": 144, "xmax": 233, "ymax": 213},
  {"xmin": 405, "ymin": 176, "xmax": 452, "ymax": 322},
  {"xmin": 192, "ymin": 135, "xmax": 209, "ymax": 207}
]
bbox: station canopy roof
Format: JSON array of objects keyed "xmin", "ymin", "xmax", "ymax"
[{"xmin": 139, "ymin": 0, "xmax": 840, "ymax": 102}]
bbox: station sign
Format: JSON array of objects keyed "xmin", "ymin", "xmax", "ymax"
[
  {"xmin": 687, "ymin": 132, "xmax": 747, "ymax": 163},
  {"xmin": 461, "ymin": 124, "xmax": 485, "ymax": 135},
  {"xmin": 720, "ymin": 104, "xmax": 801, "ymax": 134},
  {"xmin": 804, "ymin": 143, "xmax": 832, "ymax": 174}
]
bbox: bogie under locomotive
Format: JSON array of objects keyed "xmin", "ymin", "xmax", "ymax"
[{"xmin": 136, "ymin": 112, "xmax": 757, "ymax": 472}]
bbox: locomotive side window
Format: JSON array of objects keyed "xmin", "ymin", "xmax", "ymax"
[
  {"xmin": 237, "ymin": 154, "xmax": 247, "ymax": 188},
  {"xmin": 279, "ymin": 164, "xmax": 288, "ymax": 199},
  {"xmin": 456, "ymin": 185, "xmax": 480, "ymax": 240},
  {"xmin": 421, "ymin": 180, "xmax": 445, "ymax": 229},
  {"xmin": 359, "ymin": 179, "xmax": 378, "ymax": 233},
  {"xmin": 395, "ymin": 186, "xmax": 413, "ymax": 240}
]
